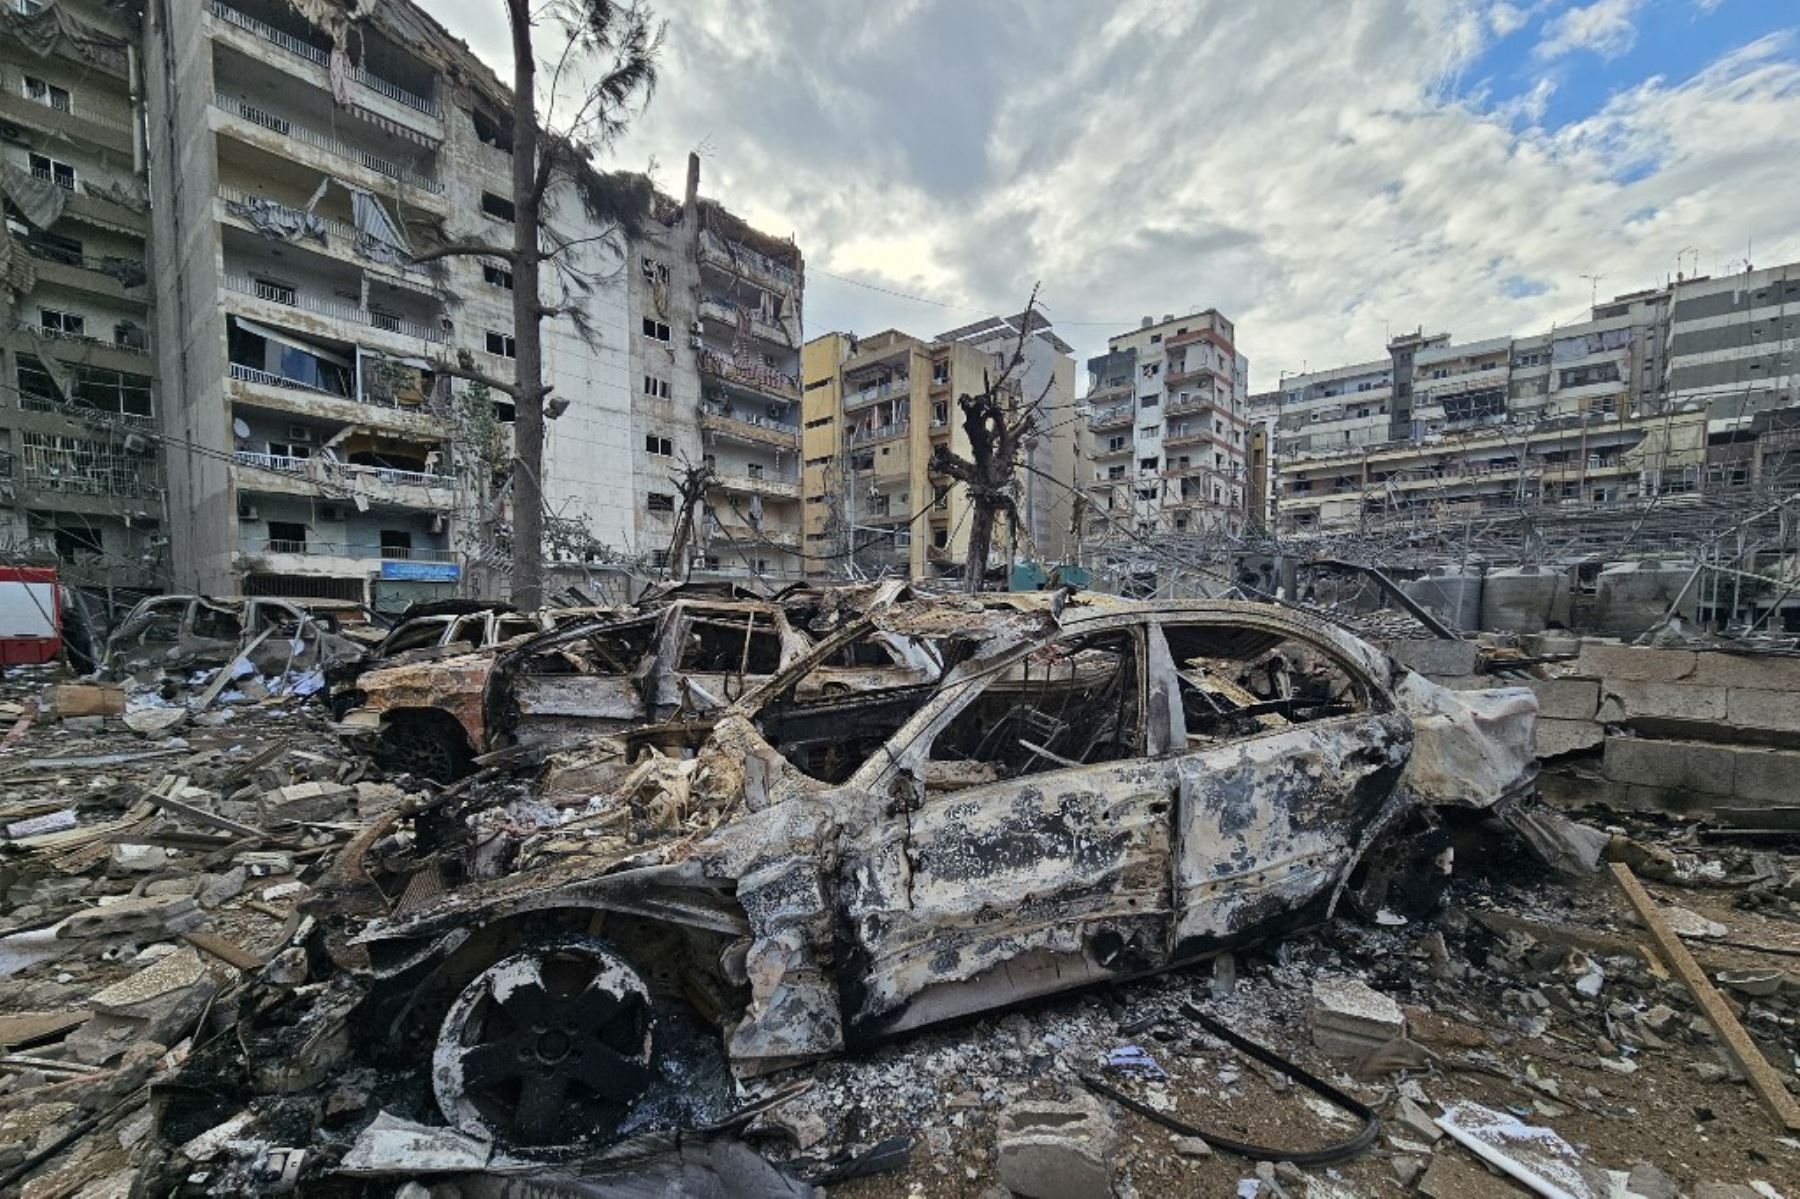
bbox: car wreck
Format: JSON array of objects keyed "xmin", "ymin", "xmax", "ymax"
[
  {"xmin": 335, "ymin": 587, "xmax": 934, "ymax": 780},
  {"xmin": 322, "ymin": 597, "xmax": 1537, "ymax": 1148},
  {"xmin": 98, "ymin": 594, "xmax": 369, "ymax": 684}
]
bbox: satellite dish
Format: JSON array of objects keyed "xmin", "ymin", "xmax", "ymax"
[{"xmin": 233, "ymin": 418, "xmax": 251, "ymax": 439}]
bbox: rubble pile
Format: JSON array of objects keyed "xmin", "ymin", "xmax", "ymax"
[{"xmin": 0, "ymin": 589, "xmax": 1794, "ymax": 1197}]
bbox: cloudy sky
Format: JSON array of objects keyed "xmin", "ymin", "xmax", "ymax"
[{"xmin": 429, "ymin": 0, "xmax": 1800, "ymax": 392}]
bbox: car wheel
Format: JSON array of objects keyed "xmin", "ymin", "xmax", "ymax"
[
  {"xmin": 433, "ymin": 937, "xmax": 657, "ymax": 1147},
  {"xmin": 374, "ymin": 712, "xmax": 471, "ymax": 782}
]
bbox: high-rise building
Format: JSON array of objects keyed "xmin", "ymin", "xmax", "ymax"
[
  {"xmin": 801, "ymin": 318, "xmax": 1078, "ymax": 583},
  {"xmin": 139, "ymin": 0, "xmax": 800, "ymax": 610},
  {"xmin": 1, "ymin": 0, "xmax": 164, "ymax": 594},
  {"xmin": 1081, "ymin": 310, "xmax": 1249, "ymax": 555}
]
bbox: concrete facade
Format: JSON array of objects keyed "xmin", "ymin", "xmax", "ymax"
[
  {"xmin": 1081, "ymin": 309, "xmax": 1250, "ymax": 558},
  {"xmin": 0, "ymin": 0, "xmax": 164, "ymax": 595}
]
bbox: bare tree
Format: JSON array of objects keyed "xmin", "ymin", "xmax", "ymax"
[
  {"xmin": 414, "ymin": 1, "xmax": 661, "ymax": 610},
  {"xmin": 931, "ymin": 285, "xmax": 1049, "ymax": 593}
]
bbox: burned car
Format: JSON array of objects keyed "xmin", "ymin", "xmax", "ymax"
[
  {"xmin": 336, "ymin": 593, "xmax": 933, "ymax": 780},
  {"xmin": 330, "ymin": 598, "xmax": 1535, "ymax": 1148},
  {"xmin": 99, "ymin": 594, "xmax": 366, "ymax": 683}
]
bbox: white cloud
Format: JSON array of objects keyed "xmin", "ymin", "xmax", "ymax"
[
  {"xmin": 426, "ymin": 2, "xmax": 1800, "ymax": 392},
  {"xmin": 1489, "ymin": 2, "xmax": 1530, "ymax": 36},
  {"xmin": 1535, "ymin": 0, "xmax": 1644, "ymax": 61}
]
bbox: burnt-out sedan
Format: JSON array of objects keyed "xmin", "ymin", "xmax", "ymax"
[{"xmin": 334, "ymin": 598, "xmax": 1535, "ymax": 1147}]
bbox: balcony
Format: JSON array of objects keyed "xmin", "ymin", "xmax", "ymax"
[
  {"xmin": 700, "ymin": 404, "xmax": 800, "ymax": 449},
  {"xmin": 0, "ymin": 81, "xmax": 133, "ymax": 157},
  {"xmin": 209, "ymin": 3, "xmax": 440, "ymax": 122},
  {"xmin": 1088, "ymin": 403, "xmax": 1133, "ymax": 432},
  {"xmin": 1165, "ymin": 365, "xmax": 1221, "ymax": 388},
  {"xmin": 1164, "ymin": 393, "xmax": 1219, "ymax": 418},
  {"xmin": 842, "ymin": 376, "xmax": 909, "ymax": 411},
  {"xmin": 224, "ymin": 274, "xmax": 446, "ymax": 345},
  {"xmin": 711, "ymin": 471, "xmax": 800, "ymax": 501},
  {"xmin": 1163, "ymin": 427, "xmax": 1223, "ymax": 450},
  {"xmin": 215, "ymin": 190, "xmax": 435, "ymax": 283},
  {"xmin": 1166, "ymin": 327, "xmax": 1232, "ymax": 354},
  {"xmin": 697, "ymin": 294, "xmax": 792, "ymax": 347},
  {"xmin": 847, "ymin": 421, "xmax": 909, "ymax": 447},
  {"xmin": 11, "ymin": 320, "xmax": 152, "ymax": 359},
  {"xmin": 211, "ymin": 94, "xmax": 444, "ymax": 196},
  {"xmin": 17, "ymin": 241, "xmax": 148, "ymax": 302},
  {"xmin": 697, "ymin": 229, "xmax": 800, "ymax": 292},
  {"xmin": 697, "ymin": 349, "xmax": 801, "ymax": 403},
  {"xmin": 239, "ymin": 538, "xmax": 459, "ymax": 563}
]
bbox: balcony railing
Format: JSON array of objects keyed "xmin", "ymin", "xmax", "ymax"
[
  {"xmin": 843, "ymin": 377, "xmax": 909, "ymax": 409},
  {"xmin": 241, "ymin": 538, "xmax": 458, "ymax": 562},
  {"xmin": 697, "ymin": 349, "xmax": 800, "ymax": 401},
  {"xmin": 701, "ymin": 404, "xmax": 799, "ymax": 435},
  {"xmin": 210, "ymin": 1, "xmax": 329, "ymax": 65},
  {"xmin": 697, "ymin": 229, "xmax": 799, "ymax": 290},
  {"xmin": 234, "ymin": 449, "xmax": 452, "ymax": 489},
  {"xmin": 712, "ymin": 472, "xmax": 800, "ymax": 498},
  {"xmin": 353, "ymin": 66, "xmax": 439, "ymax": 118},
  {"xmin": 223, "ymin": 274, "xmax": 446, "ymax": 343},
  {"xmin": 1088, "ymin": 403, "xmax": 1133, "ymax": 430},
  {"xmin": 212, "ymin": 94, "xmax": 444, "ymax": 194},
  {"xmin": 13, "ymin": 321, "xmax": 153, "ymax": 355},
  {"xmin": 230, "ymin": 361, "xmax": 346, "ymax": 399},
  {"xmin": 847, "ymin": 421, "xmax": 908, "ymax": 446}
]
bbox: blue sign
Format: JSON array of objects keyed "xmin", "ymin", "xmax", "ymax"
[{"xmin": 379, "ymin": 560, "xmax": 461, "ymax": 582}]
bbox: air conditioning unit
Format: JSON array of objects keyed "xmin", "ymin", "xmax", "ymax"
[
  {"xmin": 121, "ymin": 433, "xmax": 148, "ymax": 454},
  {"xmin": 318, "ymin": 504, "xmax": 344, "ymax": 522},
  {"xmin": 286, "ymin": 425, "xmax": 313, "ymax": 442},
  {"xmin": 237, "ymin": 501, "xmax": 259, "ymax": 521},
  {"xmin": 688, "ymin": 335, "xmax": 703, "ymax": 350},
  {"xmin": 691, "ymin": 320, "xmax": 705, "ymax": 334}
]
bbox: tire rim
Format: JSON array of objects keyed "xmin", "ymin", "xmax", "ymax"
[{"xmin": 433, "ymin": 939, "xmax": 656, "ymax": 1145}]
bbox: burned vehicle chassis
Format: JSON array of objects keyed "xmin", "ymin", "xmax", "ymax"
[{"xmin": 335, "ymin": 599, "xmax": 1537, "ymax": 1148}]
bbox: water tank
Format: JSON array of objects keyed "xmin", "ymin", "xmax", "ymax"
[
  {"xmin": 1481, "ymin": 565, "xmax": 1570, "ymax": 633},
  {"xmin": 1401, "ymin": 566, "xmax": 1484, "ymax": 633},
  {"xmin": 1591, "ymin": 560, "xmax": 1697, "ymax": 639}
]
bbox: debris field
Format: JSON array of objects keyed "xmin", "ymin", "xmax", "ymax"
[{"xmin": 0, "ymin": 585, "xmax": 1795, "ymax": 1198}]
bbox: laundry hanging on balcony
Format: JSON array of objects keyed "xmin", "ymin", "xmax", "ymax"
[{"xmin": 227, "ymin": 177, "xmax": 330, "ymax": 246}]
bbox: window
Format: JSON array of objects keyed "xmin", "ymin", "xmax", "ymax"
[
  {"xmin": 1140, "ymin": 393, "xmax": 1158, "ymax": 407},
  {"xmin": 642, "ymin": 374, "xmax": 670, "ymax": 399},
  {"xmin": 27, "ymin": 153, "xmax": 75, "ymax": 190},
  {"xmin": 22, "ymin": 76, "xmax": 71, "ymax": 113},
  {"xmin": 70, "ymin": 365, "xmax": 152, "ymax": 419},
  {"xmin": 267, "ymin": 441, "xmax": 311, "ymax": 462},
  {"xmin": 1107, "ymin": 436, "xmax": 1127, "ymax": 452},
  {"xmin": 640, "ymin": 257, "xmax": 669, "ymax": 284},
  {"xmin": 646, "ymin": 492, "xmax": 675, "ymax": 513},
  {"xmin": 482, "ymin": 263, "xmax": 513, "ymax": 290},
  {"xmin": 485, "ymin": 330, "xmax": 516, "ymax": 358},
  {"xmin": 471, "ymin": 108, "xmax": 513, "ymax": 153},
  {"xmin": 480, "ymin": 191, "xmax": 515, "ymax": 222},
  {"xmin": 1142, "ymin": 363, "xmax": 1160, "ymax": 378},
  {"xmin": 265, "ymin": 521, "xmax": 307, "ymax": 551},
  {"xmin": 1106, "ymin": 465, "xmax": 1125, "ymax": 480},
  {"xmin": 641, "ymin": 318, "xmax": 670, "ymax": 342},
  {"xmin": 1141, "ymin": 425, "xmax": 1160, "ymax": 438},
  {"xmin": 645, "ymin": 434, "xmax": 672, "ymax": 456},
  {"xmin": 932, "ymin": 400, "xmax": 948, "ymax": 426},
  {"xmin": 254, "ymin": 277, "xmax": 296, "ymax": 306},
  {"xmin": 39, "ymin": 309, "xmax": 84, "ymax": 338},
  {"xmin": 1140, "ymin": 456, "xmax": 1159, "ymax": 471},
  {"xmin": 932, "ymin": 363, "xmax": 949, "ymax": 385},
  {"xmin": 1150, "ymin": 334, "xmax": 1162, "ymax": 344}
]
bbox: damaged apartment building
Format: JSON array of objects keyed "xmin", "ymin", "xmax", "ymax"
[
  {"xmin": 100, "ymin": 0, "xmax": 802, "ymax": 611},
  {"xmin": 1082, "ymin": 309, "xmax": 1252, "ymax": 561},
  {"xmin": 800, "ymin": 312, "xmax": 1077, "ymax": 582},
  {"xmin": 0, "ymin": 0, "xmax": 163, "ymax": 593},
  {"xmin": 1255, "ymin": 263, "xmax": 1800, "ymax": 545}
]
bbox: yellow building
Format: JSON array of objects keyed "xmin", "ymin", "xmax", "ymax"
[{"xmin": 802, "ymin": 329, "xmax": 1048, "ymax": 581}]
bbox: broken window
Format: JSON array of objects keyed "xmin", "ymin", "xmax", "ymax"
[
  {"xmin": 645, "ymin": 434, "xmax": 672, "ymax": 456},
  {"xmin": 266, "ymin": 521, "xmax": 307, "ymax": 551},
  {"xmin": 1160, "ymin": 621, "xmax": 1371, "ymax": 745},
  {"xmin": 23, "ymin": 76, "xmax": 72, "ymax": 112},
  {"xmin": 481, "ymin": 191, "xmax": 515, "ymax": 222},
  {"xmin": 482, "ymin": 263, "xmax": 514, "ymax": 290},
  {"xmin": 190, "ymin": 602, "xmax": 244, "ymax": 642},
  {"xmin": 925, "ymin": 631, "xmax": 1142, "ymax": 785},
  {"xmin": 642, "ymin": 318, "xmax": 671, "ymax": 342},
  {"xmin": 384, "ymin": 617, "xmax": 455, "ymax": 655},
  {"xmin": 646, "ymin": 492, "xmax": 675, "ymax": 513},
  {"xmin": 28, "ymin": 152, "xmax": 75, "ymax": 190},
  {"xmin": 39, "ymin": 308, "xmax": 84, "ymax": 338},
  {"xmin": 471, "ymin": 108, "xmax": 513, "ymax": 153},
  {"xmin": 485, "ymin": 331, "xmax": 516, "ymax": 358},
  {"xmin": 678, "ymin": 613, "xmax": 782, "ymax": 676}
]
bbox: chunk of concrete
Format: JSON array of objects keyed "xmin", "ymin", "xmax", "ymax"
[
  {"xmin": 41, "ymin": 683, "xmax": 125, "ymax": 720},
  {"xmin": 92, "ymin": 947, "xmax": 207, "ymax": 1018},
  {"xmin": 1310, "ymin": 977, "xmax": 1404, "ymax": 1057},
  {"xmin": 1595, "ymin": 680, "xmax": 1729, "ymax": 726},
  {"xmin": 1525, "ymin": 678, "xmax": 1599, "ymax": 721},
  {"xmin": 1536, "ymin": 718, "xmax": 1603, "ymax": 758},
  {"xmin": 1603, "ymin": 738, "xmax": 1735, "ymax": 798},
  {"xmin": 1575, "ymin": 644, "xmax": 1696, "ymax": 684},
  {"xmin": 995, "ymin": 1092, "xmax": 1119, "ymax": 1199},
  {"xmin": 1388, "ymin": 639, "xmax": 1479, "ymax": 678},
  {"xmin": 58, "ymin": 894, "xmax": 200, "ymax": 939}
]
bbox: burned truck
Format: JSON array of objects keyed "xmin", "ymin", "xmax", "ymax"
[{"xmin": 327, "ymin": 598, "xmax": 1536, "ymax": 1147}]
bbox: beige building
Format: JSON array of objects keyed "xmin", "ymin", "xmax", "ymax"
[
  {"xmin": 801, "ymin": 318, "xmax": 1077, "ymax": 583},
  {"xmin": 0, "ymin": 0, "xmax": 164, "ymax": 594}
]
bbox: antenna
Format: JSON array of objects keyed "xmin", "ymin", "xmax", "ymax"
[{"xmin": 1579, "ymin": 273, "xmax": 1606, "ymax": 309}]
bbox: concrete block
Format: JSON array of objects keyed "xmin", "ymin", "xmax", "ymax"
[
  {"xmin": 1728, "ymin": 746, "xmax": 1800, "ymax": 805},
  {"xmin": 995, "ymin": 1092, "xmax": 1118, "ymax": 1199},
  {"xmin": 1574, "ymin": 644, "xmax": 1696, "ymax": 684},
  {"xmin": 1525, "ymin": 679, "xmax": 1599, "ymax": 721},
  {"xmin": 1726, "ymin": 688, "xmax": 1800, "ymax": 734},
  {"xmin": 1602, "ymin": 737, "xmax": 1735, "ymax": 798},
  {"xmin": 1689, "ymin": 652, "xmax": 1800, "ymax": 692},
  {"xmin": 1521, "ymin": 631, "xmax": 1582, "ymax": 658},
  {"xmin": 1388, "ymin": 639, "xmax": 1479, "ymax": 677},
  {"xmin": 1311, "ymin": 976, "xmax": 1404, "ymax": 1056},
  {"xmin": 41, "ymin": 683, "xmax": 125, "ymax": 719},
  {"xmin": 1594, "ymin": 680, "xmax": 1728, "ymax": 725},
  {"xmin": 1536, "ymin": 718, "xmax": 1603, "ymax": 758}
]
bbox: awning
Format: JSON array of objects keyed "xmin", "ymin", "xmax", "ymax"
[{"xmin": 231, "ymin": 315, "xmax": 353, "ymax": 368}]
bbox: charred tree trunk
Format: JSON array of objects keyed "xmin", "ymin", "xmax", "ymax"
[{"xmin": 507, "ymin": 0, "xmax": 546, "ymax": 611}]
